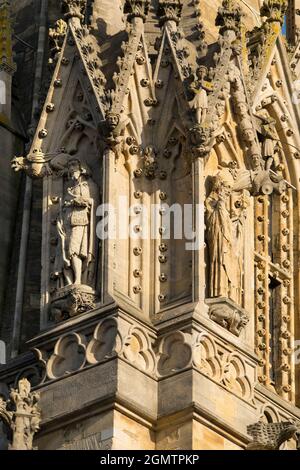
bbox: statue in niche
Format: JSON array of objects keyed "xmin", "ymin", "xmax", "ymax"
[
  {"xmin": 51, "ymin": 154, "xmax": 98, "ymax": 289},
  {"xmin": 257, "ymin": 109, "xmax": 278, "ymax": 171},
  {"xmin": 205, "ymin": 173, "xmax": 247, "ymax": 306},
  {"xmin": 205, "ymin": 174, "xmax": 234, "ymax": 300},
  {"xmin": 189, "ymin": 66, "xmax": 212, "ymax": 124},
  {"xmin": 230, "ymin": 191, "xmax": 250, "ymax": 305}
]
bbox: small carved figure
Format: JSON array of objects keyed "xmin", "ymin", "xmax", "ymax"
[
  {"xmin": 143, "ymin": 146, "xmax": 158, "ymax": 178},
  {"xmin": 189, "ymin": 66, "xmax": 212, "ymax": 124},
  {"xmin": 258, "ymin": 109, "xmax": 278, "ymax": 170},
  {"xmin": 209, "ymin": 305, "xmax": 249, "ymax": 336}
]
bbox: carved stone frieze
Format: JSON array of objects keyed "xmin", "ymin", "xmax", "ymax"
[{"xmin": 192, "ymin": 332, "xmax": 254, "ymax": 401}]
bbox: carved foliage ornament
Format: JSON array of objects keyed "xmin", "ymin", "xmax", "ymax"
[
  {"xmin": 61, "ymin": 0, "xmax": 87, "ymax": 21},
  {"xmin": 124, "ymin": 0, "xmax": 150, "ymax": 22},
  {"xmin": 157, "ymin": 0, "xmax": 183, "ymax": 25},
  {"xmin": 0, "ymin": 379, "xmax": 41, "ymax": 450},
  {"xmin": 49, "ymin": 19, "xmax": 68, "ymax": 62},
  {"xmin": 260, "ymin": 0, "xmax": 288, "ymax": 24},
  {"xmin": 215, "ymin": 0, "xmax": 243, "ymax": 35}
]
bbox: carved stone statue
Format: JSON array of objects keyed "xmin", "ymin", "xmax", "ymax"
[
  {"xmin": 258, "ymin": 109, "xmax": 278, "ymax": 171},
  {"xmin": 11, "ymin": 148, "xmax": 100, "ymax": 322},
  {"xmin": 189, "ymin": 66, "xmax": 211, "ymax": 124},
  {"xmin": 51, "ymin": 155, "xmax": 98, "ymax": 289},
  {"xmin": 47, "ymin": 154, "xmax": 99, "ymax": 322},
  {"xmin": 247, "ymin": 421, "xmax": 300, "ymax": 450},
  {"xmin": 230, "ymin": 191, "xmax": 250, "ymax": 305},
  {"xmin": 205, "ymin": 174, "xmax": 248, "ymax": 306},
  {"xmin": 205, "ymin": 174, "xmax": 234, "ymax": 300},
  {"xmin": 0, "ymin": 379, "xmax": 41, "ymax": 450}
]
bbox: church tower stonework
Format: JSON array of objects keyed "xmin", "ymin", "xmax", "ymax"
[{"xmin": 1, "ymin": 0, "xmax": 300, "ymax": 450}]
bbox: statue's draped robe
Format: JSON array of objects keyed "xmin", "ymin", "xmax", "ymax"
[{"xmin": 205, "ymin": 192, "xmax": 234, "ymax": 298}]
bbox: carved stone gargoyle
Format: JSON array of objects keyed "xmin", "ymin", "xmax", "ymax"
[
  {"xmin": 247, "ymin": 421, "xmax": 300, "ymax": 450},
  {"xmin": 188, "ymin": 124, "xmax": 214, "ymax": 158},
  {"xmin": 0, "ymin": 378, "xmax": 41, "ymax": 450},
  {"xmin": 11, "ymin": 149, "xmax": 52, "ymax": 179}
]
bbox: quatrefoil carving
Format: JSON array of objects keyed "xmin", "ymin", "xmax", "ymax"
[
  {"xmin": 47, "ymin": 333, "xmax": 87, "ymax": 380},
  {"xmin": 86, "ymin": 318, "xmax": 122, "ymax": 364}
]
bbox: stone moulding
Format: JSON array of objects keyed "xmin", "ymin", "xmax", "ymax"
[{"xmin": 5, "ymin": 311, "xmax": 257, "ymax": 406}]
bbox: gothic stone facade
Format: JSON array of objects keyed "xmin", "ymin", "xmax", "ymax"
[{"xmin": 1, "ymin": 0, "xmax": 300, "ymax": 450}]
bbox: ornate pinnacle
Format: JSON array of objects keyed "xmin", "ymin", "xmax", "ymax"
[
  {"xmin": 260, "ymin": 0, "xmax": 288, "ymax": 24},
  {"xmin": 215, "ymin": 0, "xmax": 243, "ymax": 36},
  {"xmin": 158, "ymin": 0, "xmax": 183, "ymax": 25},
  {"xmin": 124, "ymin": 0, "xmax": 150, "ymax": 22},
  {"xmin": 61, "ymin": 0, "xmax": 87, "ymax": 22},
  {"xmin": 0, "ymin": 379, "xmax": 41, "ymax": 450}
]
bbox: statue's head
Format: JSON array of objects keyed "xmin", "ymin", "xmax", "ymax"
[
  {"xmin": 106, "ymin": 112, "xmax": 120, "ymax": 131},
  {"xmin": 235, "ymin": 101, "xmax": 248, "ymax": 115},
  {"xmin": 240, "ymin": 312, "xmax": 250, "ymax": 327},
  {"xmin": 243, "ymin": 126, "xmax": 255, "ymax": 142},
  {"xmin": 196, "ymin": 65, "xmax": 208, "ymax": 80},
  {"xmin": 211, "ymin": 173, "xmax": 232, "ymax": 196},
  {"xmin": 67, "ymin": 157, "xmax": 91, "ymax": 179}
]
